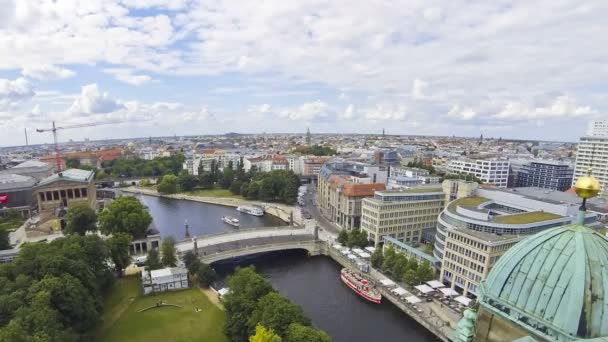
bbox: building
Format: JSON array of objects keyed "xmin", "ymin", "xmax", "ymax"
[
  {"xmin": 129, "ymin": 226, "xmax": 161, "ymax": 255},
  {"xmin": 573, "ymin": 135, "xmax": 608, "ymax": 198},
  {"xmin": 516, "ymin": 160, "xmax": 573, "ymax": 191},
  {"xmin": 447, "ymin": 158, "xmax": 510, "ymax": 188},
  {"xmin": 442, "ymin": 179, "xmax": 479, "ymax": 204},
  {"xmin": 34, "ymin": 169, "xmax": 96, "ymax": 214},
  {"xmin": 302, "ymin": 157, "xmax": 330, "ymax": 177},
  {"xmin": 317, "ymin": 161, "xmax": 386, "ymax": 230},
  {"xmin": 141, "ymin": 267, "xmax": 189, "ymax": 295},
  {"xmin": 387, "ymin": 166, "xmax": 440, "ymax": 189},
  {"xmin": 382, "ymin": 236, "xmax": 438, "ymax": 265},
  {"xmin": 474, "ymin": 177, "xmax": 608, "ymax": 341},
  {"xmin": 588, "ymin": 119, "xmax": 608, "ymax": 137},
  {"xmin": 436, "ymin": 185, "xmax": 597, "ymax": 297},
  {"xmin": 0, "ymin": 174, "xmax": 37, "ymax": 218},
  {"xmin": 65, "ymin": 149, "xmax": 124, "ymax": 168},
  {"xmin": 243, "ymin": 155, "xmax": 289, "ymax": 172},
  {"xmin": 0, "ymin": 160, "xmax": 54, "ymax": 181},
  {"xmin": 361, "ymin": 188, "xmax": 444, "ymax": 247}
]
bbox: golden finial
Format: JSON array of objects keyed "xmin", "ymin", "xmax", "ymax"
[{"xmin": 574, "ymin": 168, "xmax": 601, "ymax": 200}]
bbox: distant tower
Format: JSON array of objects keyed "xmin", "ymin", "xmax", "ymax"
[
  {"xmin": 306, "ymin": 127, "xmax": 312, "ymax": 146},
  {"xmin": 479, "ymin": 133, "xmax": 484, "ymax": 145},
  {"xmin": 382, "ymin": 128, "xmax": 385, "ymax": 136},
  {"xmin": 149, "ymin": 136, "xmax": 152, "ymax": 145},
  {"xmin": 24, "ymin": 128, "xmax": 28, "ymax": 146}
]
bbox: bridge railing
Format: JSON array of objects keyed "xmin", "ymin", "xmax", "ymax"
[
  {"xmin": 175, "ymin": 226, "xmax": 308, "ymax": 244},
  {"xmin": 198, "ymin": 239, "xmax": 321, "ymax": 261}
]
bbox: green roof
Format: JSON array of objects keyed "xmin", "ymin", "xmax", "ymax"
[
  {"xmin": 448, "ymin": 196, "xmax": 489, "ymax": 212},
  {"xmin": 493, "ymin": 211, "xmax": 563, "ymax": 224},
  {"xmin": 479, "ymin": 223, "xmax": 608, "ymax": 340}
]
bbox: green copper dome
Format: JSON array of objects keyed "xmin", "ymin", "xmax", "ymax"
[{"xmin": 478, "ymin": 222, "xmax": 608, "ymax": 341}]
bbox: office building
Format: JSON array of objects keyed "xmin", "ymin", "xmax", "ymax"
[
  {"xmin": 436, "ymin": 184, "xmax": 597, "ymax": 297},
  {"xmin": 447, "ymin": 158, "xmax": 510, "ymax": 188},
  {"xmin": 588, "ymin": 119, "xmax": 608, "ymax": 137},
  {"xmin": 387, "ymin": 166, "xmax": 440, "ymax": 189},
  {"xmin": 361, "ymin": 188, "xmax": 444, "ymax": 248},
  {"xmin": 516, "ymin": 160, "xmax": 573, "ymax": 191},
  {"xmin": 573, "ymin": 135, "xmax": 608, "ymax": 198},
  {"xmin": 0, "ymin": 174, "xmax": 37, "ymax": 218},
  {"xmin": 317, "ymin": 161, "xmax": 386, "ymax": 230}
]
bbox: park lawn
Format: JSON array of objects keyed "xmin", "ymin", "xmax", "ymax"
[
  {"xmin": 187, "ymin": 188, "xmax": 244, "ymax": 199},
  {"xmin": 97, "ymin": 277, "xmax": 228, "ymax": 342}
]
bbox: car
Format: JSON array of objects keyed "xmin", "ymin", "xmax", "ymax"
[{"xmin": 133, "ymin": 255, "xmax": 147, "ymax": 266}]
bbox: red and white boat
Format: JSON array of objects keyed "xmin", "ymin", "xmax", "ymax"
[{"xmin": 340, "ymin": 268, "xmax": 382, "ymax": 304}]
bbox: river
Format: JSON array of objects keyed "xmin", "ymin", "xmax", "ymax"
[{"xmin": 142, "ymin": 195, "xmax": 438, "ymax": 342}]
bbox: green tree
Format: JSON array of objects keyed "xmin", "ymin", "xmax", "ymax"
[
  {"xmin": 346, "ymin": 229, "xmax": 368, "ymax": 248},
  {"xmin": 197, "ymin": 263, "xmax": 217, "ymax": 287},
  {"xmin": 249, "ymin": 324, "xmax": 282, "ymax": 342},
  {"xmin": 107, "ymin": 233, "xmax": 132, "ymax": 277},
  {"xmin": 224, "ymin": 266, "xmax": 273, "ymax": 342},
  {"xmin": 64, "ymin": 204, "xmax": 97, "ymax": 236},
  {"xmin": 241, "ymin": 182, "xmax": 250, "ymax": 197},
  {"xmin": 220, "ymin": 168, "xmax": 235, "ymax": 189},
  {"xmin": 98, "ymin": 196, "xmax": 152, "ymax": 238},
  {"xmin": 337, "ymin": 230, "xmax": 349, "ymax": 245},
  {"xmin": 198, "ymin": 172, "xmax": 215, "ymax": 190},
  {"xmin": 157, "ymin": 174, "xmax": 178, "ymax": 194},
  {"xmin": 249, "ymin": 292, "xmax": 311, "ymax": 337},
  {"xmin": 391, "ymin": 253, "xmax": 409, "ymax": 279},
  {"xmin": 403, "ymin": 269, "xmax": 419, "ymax": 285},
  {"xmin": 285, "ymin": 323, "xmax": 331, "ymax": 342},
  {"xmin": 65, "ymin": 158, "xmax": 80, "ymax": 169},
  {"xmin": 182, "ymin": 250, "xmax": 200, "ymax": 274},
  {"xmin": 416, "ymin": 261, "xmax": 434, "ymax": 283},
  {"xmin": 178, "ymin": 173, "xmax": 198, "ymax": 192},
  {"xmin": 247, "ymin": 181, "xmax": 260, "ymax": 200},
  {"xmin": 230, "ymin": 180, "xmax": 243, "ymax": 195},
  {"xmin": 259, "ymin": 178, "xmax": 275, "ymax": 201},
  {"xmin": 145, "ymin": 249, "xmax": 162, "ymax": 271},
  {"xmin": 0, "ymin": 229, "xmax": 10, "ymax": 250},
  {"xmin": 161, "ymin": 237, "xmax": 177, "ymax": 267},
  {"xmin": 282, "ymin": 179, "xmax": 298, "ymax": 205},
  {"xmin": 371, "ymin": 247, "xmax": 383, "ymax": 268},
  {"xmin": 381, "ymin": 245, "xmax": 397, "ymax": 273}
]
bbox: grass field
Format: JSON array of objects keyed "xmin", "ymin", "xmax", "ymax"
[
  {"xmin": 0, "ymin": 218, "xmax": 24, "ymax": 231},
  {"xmin": 97, "ymin": 277, "xmax": 228, "ymax": 342},
  {"xmin": 187, "ymin": 188, "xmax": 244, "ymax": 199}
]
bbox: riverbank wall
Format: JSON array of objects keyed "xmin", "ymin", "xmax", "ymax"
[
  {"xmin": 120, "ymin": 187, "xmax": 298, "ymax": 225},
  {"xmin": 324, "ymin": 247, "xmax": 452, "ymax": 342}
]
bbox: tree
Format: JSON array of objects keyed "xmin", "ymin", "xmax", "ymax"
[
  {"xmin": 337, "ymin": 230, "xmax": 348, "ymax": 245},
  {"xmin": 391, "ymin": 253, "xmax": 408, "ymax": 279},
  {"xmin": 197, "ymin": 263, "xmax": 217, "ymax": 287},
  {"xmin": 346, "ymin": 229, "xmax": 368, "ymax": 248},
  {"xmin": 403, "ymin": 269, "xmax": 419, "ymax": 285},
  {"xmin": 381, "ymin": 245, "xmax": 396, "ymax": 273},
  {"xmin": 0, "ymin": 229, "xmax": 10, "ymax": 250},
  {"xmin": 145, "ymin": 249, "xmax": 162, "ymax": 271},
  {"xmin": 161, "ymin": 237, "xmax": 177, "ymax": 267},
  {"xmin": 230, "ymin": 180, "xmax": 243, "ymax": 195},
  {"xmin": 371, "ymin": 247, "xmax": 384, "ymax": 268},
  {"xmin": 65, "ymin": 158, "xmax": 80, "ymax": 169},
  {"xmin": 220, "ymin": 168, "xmax": 235, "ymax": 189},
  {"xmin": 178, "ymin": 173, "xmax": 198, "ymax": 192},
  {"xmin": 224, "ymin": 266, "xmax": 273, "ymax": 342},
  {"xmin": 249, "ymin": 292, "xmax": 311, "ymax": 337},
  {"xmin": 107, "ymin": 233, "xmax": 132, "ymax": 277},
  {"xmin": 247, "ymin": 181, "xmax": 260, "ymax": 200},
  {"xmin": 282, "ymin": 180, "xmax": 298, "ymax": 205},
  {"xmin": 182, "ymin": 250, "xmax": 200, "ymax": 275},
  {"xmin": 416, "ymin": 261, "xmax": 434, "ymax": 283},
  {"xmin": 249, "ymin": 324, "xmax": 282, "ymax": 342},
  {"xmin": 64, "ymin": 204, "xmax": 97, "ymax": 236},
  {"xmin": 285, "ymin": 323, "xmax": 330, "ymax": 342},
  {"xmin": 240, "ymin": 182, "xmax": 250, "ymax": 198},
  {"xmin": 198, "ymin": 172, "xmax": 215, "ymax": 190},
  {"xmin": 157, "ymin": 174, "xmax": 178, "ymax": 194},
  {"xmin": 259, "ymin": 178, "xmax": 275, "ymax": 201},
  {"xmin": 98, "ymin": 196, "xmax": 152, "ymax": 238}
]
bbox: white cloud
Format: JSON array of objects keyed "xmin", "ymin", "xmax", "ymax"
[
  {"xmin": 364, "ymin": 105, "xmax": 407, "ymax": 121},
  {"xmin": 447, "ymin": 105, "xmax": 476, "ymax": 120},
  {"xmin": 492, "ymin": 95, "xmax": 595, "ymax": 121},
  {"xmin": 339, "ymin": 104, "xmax": 354, "ymax": 119},
  {"xmin": 68, "ymin": 84, "xmax": 123, "ymax": 116},
  {"xmin": 278, "ymin": 100, "xmax": 330, "ymax": 121},
  {"xmin": 104, "ymin": 68, "xmax": 153, "ymax": 86},
  {"xmin": 178, "ymin": 106, "xmax": 213, "ymax": 122},
  {"xmin": 0, "ymin": 77, "xmax": 34, "ymax": 110},
  {"xmin": 21, "ymin": 64, "xmax": 75, "ymax": 80},
  {"xmin": 247, "ymin": 104, "xmax": 272, "ymax": 118},
  {"xmin": 412, "ymin": 78, "xmax": 429, "ymax": 100}
]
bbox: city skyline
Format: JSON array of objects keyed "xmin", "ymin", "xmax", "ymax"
[{"xmin": 1, "ymin": 1, "xmax": 607, "ymax": 145}]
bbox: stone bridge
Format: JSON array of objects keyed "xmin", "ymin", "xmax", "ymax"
[{"xmin": 175, "ymin": 226, "xmax": 324, "ymax": 264}]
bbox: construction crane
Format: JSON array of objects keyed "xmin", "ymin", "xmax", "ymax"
[{"xmin": 36, "ymin": 120, "xmax": 123, "ymax": 172}]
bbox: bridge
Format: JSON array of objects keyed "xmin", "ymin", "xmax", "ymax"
[{"xmin": 175, "ymin": 226, "xmax": 324, "ymax": 264}]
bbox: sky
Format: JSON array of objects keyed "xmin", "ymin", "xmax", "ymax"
[{"xmin": 0, "ymin": 0, "xmax": 606, "ymax": 146}]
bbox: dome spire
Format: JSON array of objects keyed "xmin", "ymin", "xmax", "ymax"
[{"xmin": 573, "ymin": 168, "xmax": 600, "ymax": 223}]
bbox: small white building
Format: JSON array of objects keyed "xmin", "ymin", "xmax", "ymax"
[{"xmin": 141, "ymin": 267, "xmax": 189, "ymax": 295}]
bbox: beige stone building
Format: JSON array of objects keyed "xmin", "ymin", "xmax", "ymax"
[{"xmin": 34, "ymin": 169, "xmax": 96, "ymax": 214}]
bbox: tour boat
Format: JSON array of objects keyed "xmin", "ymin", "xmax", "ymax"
[
  {"xmin": 340, "ymin": 268, "xmax": 382, "ymax": 304},
  {"xmin": 221, "ymin": 216, "xmax": 240, "ymax": 227},
  {"xmin": 236, "ymin": 206, "xmax": 264, "ymax": 216}
]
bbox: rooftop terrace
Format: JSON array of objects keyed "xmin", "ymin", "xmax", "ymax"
[{"xmin": 493, "ymin": 211, "xmax": 563, "ymax": 224}]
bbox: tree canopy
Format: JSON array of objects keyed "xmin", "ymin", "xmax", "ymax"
[
  {"xmin": 297, "ymin": 145, "xmax": 337, "ymax": 156},
  {"xmin": 64, "ymin": 204, "xmax": 97, "ymax": 236},
  {"xmin": 145, "ymin": 249, "xmax": 162, "ymax": 271},
  {"xmin": 160, "ymin": 237, "xmax": 177, "ymax": 267},
  {"xmin": 98, "ymin": 196, "xmax": 152, "ymax": 238},
  {"xmin": 106, "ymin": 233, "xmax": 132, "ymax": 277},
  {"xmin": 250, "ymin": 324, "xmax": 282, "ymax": 342},
  {"xmin": 285, "ymin": 323, "xmax": 331, "ymax": 342},
  {"xmin": 157, "ymin": 174, "xmax": 178, "ymax": 194}
]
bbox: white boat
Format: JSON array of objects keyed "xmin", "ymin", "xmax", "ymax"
[
  {"xmin": 222, "ymin": 216, "xmax": 240, "ymax": 227},
  {"xmin": 236, "ymin": 206, "xmax": 264, "ymax": 216}
]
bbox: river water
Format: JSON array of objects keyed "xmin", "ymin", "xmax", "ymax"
[{"xmin": 142, "ymin": 195, "xmax": 438, "ymax": 342}]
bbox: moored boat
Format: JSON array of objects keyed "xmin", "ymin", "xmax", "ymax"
[
  {"xmin": 236, "ymin": 206, "xmax": 264, "ymax": 216},
  {"xmin": 221, "ymin": 216, "xmax": 240, "ymax": 227},
  {"xmin": 340, "ymin": 268, "xmax": 382, "ymax": 304}
]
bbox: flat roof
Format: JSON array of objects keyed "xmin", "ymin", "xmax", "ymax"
[
  {"xmin": 448, "ymin": 196, "xmax": 490, "ymax": 211},
  {"xmin": 493, "ymin": 211, "xmax": 564, "ymax": 224},
  {"xmin": 150, "ymin": 267, "xmax": 188, "ymax": 278},
  {"xmin": 0, "ymin": 174, "xmax": 37, "ymax": 191},
  {"xmin": 36, "ymin": 169, "xmax": 95, "ymax": 187},
  {"xmin": 450, "ymin": 227, "xmax": 522, "ymax": 244},
  {"xmin": 12, "ymin": 160, "xmax": 52, "ymax": 169}
]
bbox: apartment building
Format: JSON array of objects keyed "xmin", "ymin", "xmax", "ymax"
[
  {"xmin": 588, "ymin": 119, "xmax": 608, "ymax": 137},
  {"xmin": 302, "ymin": 157, "xmax": 330, "ymax": 177},
  {"xmin": 361, "ymin": 188, "xmax": 444, "ymax": 247},
  {"xmin": 435, "ymin": 184, "xmax": 598, "ymax": 296},
  {"xmin": 516, "ymin": 160, "xmax": 573, "ymax": 191},
  {"xmin": 243, "ymin": 155, "xmax": 288, "ymax": 172},
  {"xmin": 317, "ymin": 161, "xmax": 386, "ymax": 230},
  {"xmin": 447, "ymin": 158, "xmax": 510, "ymax": 187},
  {"xmin": 573, "ymin": 135, "xmax": 608, "ymax": 198},
  {"xmin": 387, "ymin": 166, "xmax": 440, "ymax": 189}
]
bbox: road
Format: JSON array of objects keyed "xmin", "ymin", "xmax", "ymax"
[{"xmin": 301, "ymin": 183, "xmax": 341, "ymax": 238}]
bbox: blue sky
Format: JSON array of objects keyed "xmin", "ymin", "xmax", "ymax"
[{"xmin": 1, "ymin": 0, "xmax": 606, "ymax": 146}]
